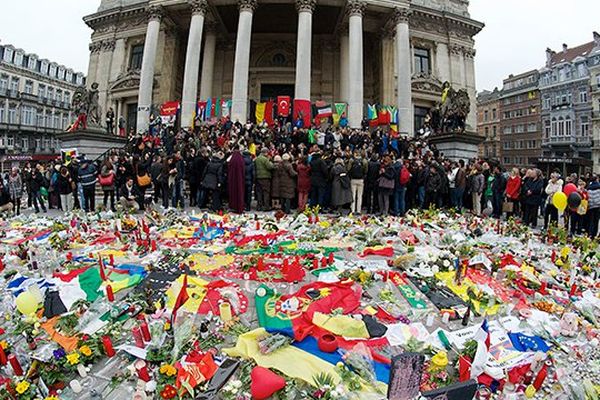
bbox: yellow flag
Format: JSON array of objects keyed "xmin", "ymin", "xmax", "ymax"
[{"xmin": 255, "ymin": 102, "xmax": 266, "ymax": 124}]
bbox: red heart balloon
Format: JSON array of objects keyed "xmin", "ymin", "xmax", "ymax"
[{"xmin": 250, "ymin": 366, "xmax": 286, "ymax": 400}]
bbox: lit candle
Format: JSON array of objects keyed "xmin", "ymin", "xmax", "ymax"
[
  {"xmin": 132, "ymin": 326, "xmax": 145, "ymax": 348},
  {"xmin": 220, "ymin": 302, "xmax": 232, "ymax": 322},
  {"xmin": 140, "ymin": 322, "xmax": 151, "ymax": 342},
  {"xmin": 106, "ymin": 285, "xmax": 114, "ymax": 302}
]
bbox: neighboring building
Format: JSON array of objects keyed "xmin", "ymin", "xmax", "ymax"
[
  {"xmin": 476, "ymin": 88, "xmax": 501, "ymax": 161},
  {"xmin": 589, "ymin": 32, "xmax": 600, "ymax": 174},
  {"xmin": 84, "ymin": 0, "xmax": 483, "ymax": 134},
  {"xmin": 539, "ymin": 39, "xmax": 594, "ymax": 175},
  {"xmin": 499, "ymin": 70, "xmax": 541, "ymax": 169},
  {"xmin": 0, "ymin": 42, "xmax": 86, "ymax": 170}
]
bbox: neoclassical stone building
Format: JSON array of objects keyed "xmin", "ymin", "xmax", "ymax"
[{"xmin": 84, "ymin": 0, "xmax": 482, "ymax": 134}]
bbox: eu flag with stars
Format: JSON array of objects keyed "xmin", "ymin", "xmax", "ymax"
[{"xmin": 508, "ymin": 332, "xmax": 550, "ymax": 352}]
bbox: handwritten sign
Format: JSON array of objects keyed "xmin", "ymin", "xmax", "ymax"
[{"xmin": 421, "ymin": 379, "xmax": 478, "ymax": 400}]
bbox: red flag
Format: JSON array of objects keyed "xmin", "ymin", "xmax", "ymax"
[
  {"xmin": 293, "ymin": 99, "xmax": 311, "ymax": 128},
  {"xmin": 265, "ymin": 101, "xmax": 274, "ymax": 126},
  {"xmin": 277, "ymin": 96, "xmax": 291, "ymax": 117},
  {"xmin": 171, "ymin": 274, "xmax": 189, "ymax": 324}
]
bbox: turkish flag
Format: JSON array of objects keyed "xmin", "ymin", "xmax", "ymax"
[{"xmin": 277, "ymin": 96, "xmax": 291, "ymax": 117}]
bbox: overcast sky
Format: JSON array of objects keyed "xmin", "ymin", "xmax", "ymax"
[{"xmin": 1, "ymin": 0, "xmax": 599, "ymax": 93}]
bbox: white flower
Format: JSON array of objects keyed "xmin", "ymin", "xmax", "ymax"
[
  {"xmin": 431, "ymin": 265, "xmax": 439, "ymax": 274},
  {"xmin": 443, "ymin": 259, "xmax": 450, "ymax": 268}
]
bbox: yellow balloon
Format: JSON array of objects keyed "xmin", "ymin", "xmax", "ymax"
[
  {"xmin": 15, "ymin": 291, "xmax": 39, "ymax": 315},
  {"xmin": 552, "ymin": 191, "xmax": 567, "ymax": 212}
]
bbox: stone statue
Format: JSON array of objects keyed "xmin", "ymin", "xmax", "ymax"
[
  {"xmin": 67, "ymin": 82, "xmax": 102, "ymax": 132},
  {"xmin": 428, "ymin": 81, "xmax": 470, "ymax": 134}
]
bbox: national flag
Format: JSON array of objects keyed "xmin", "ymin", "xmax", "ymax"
[
  {"xmin": 389, "ymin": 106, "xmax": 399, "ymax": 136},
  {"xmin": 293, "ymin": 99, "xmax": 311, "ymax": 128},
  {"xmin": 470, "ymin": 319, "xmax": 491, "ymax": 379},
  {"xmin": 210, "ymin": 97, "xmax": 221, "ymax": 119},
  {"xmin": 277, "ymin": 96, "xmax": 291, "ymax": 117},
  {"xmin": 508, "ymin": 332, "xmax": 550, "ymax": 353},
  {"xmin": 205, "ymin": 98, "xmax": 212, "ymax": 121},
  {"xmin": 367, "ymin": 104, "xmax": 378, "ymax": 121},
  {"xmin": 264, "ymin": 100, "xmax": 274, "ymax": 126},
  {"xmin": 196, "ymin": 101, "xmax": 207, "ymax": 124},
  {"xmin": 378, "ymin": 105, "xmax": 391, "ymax": 125},
  {"xmin": 221, "ymin": 99, "xmax": 232, "ymax": 118},
  {"xmin": 255, "ymin": 102, "xmax": 267, "ymax": 124},
  {"xmin": 171, "ymin": 274, "xmax": 189, "ymax": 325},
  {"xmin": 61, "ymin": 149, "xmax": 78, "ymax": 165},
  {"xmin": 315, "ymin": 101, "xmax": 333, "ymax": 118}
]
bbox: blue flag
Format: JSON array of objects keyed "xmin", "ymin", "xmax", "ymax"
[{"xmin": 508, "ymin": 332, "xmax": 550, "ymax": 352}]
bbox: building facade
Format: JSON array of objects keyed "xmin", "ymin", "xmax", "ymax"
[
  {"xmin": 499, "ymin": 70, "xmax": 541, "ymax": 169},
  {"xmin": 84, "ymin": 0, "xmax": 482, "ymax": 134},
  {"xmin": 476, "ymin": 88, "xmax": 501, "ymax": 161},
  {"xmin": 539, "ymin": 40, "xmax": 594, "ymax": 175},
  {"xmin": 0, "ymin": 43, "xmax": 86, "ymax": 170},
  {"xmin": 589, "ymin": 32, "xmax": 600, "ymax": 174}
]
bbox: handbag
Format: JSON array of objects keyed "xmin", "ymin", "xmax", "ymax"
[
  {"xmin": 502, "ymin": 201, "xmax": 514, "ymax": 213},
  {"xmin": 99, "ymin": 172, "xmax": 114, "ymax": 187},
  {"xmin": 137, "ymin": 173, "xmax": 151, "ymax": 187},
  {"xmin": 378, "ymin": 176, "xmax": 395, "ymax": 190}
]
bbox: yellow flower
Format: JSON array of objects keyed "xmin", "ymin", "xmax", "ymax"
[
  {"xmin": 45, "ymin": 396, "xmax": 60, "ymax": 400},
  {"xmin": 160, "ymin": 364, "xmax": 177, "ymax": 377},
  {"xmin": 66, "ymin": 352, "xmax": 80, "ymax": 365},
  {"xmin": 15, "ymin": 381, "xmax": 30, "ymax": 394},
  {"xmin": 0, "ymin": 340, "xmax": 8, "ymax": 350},
  {"xmin": 79, "ymin": 345, "xmax": 92, "ymax": 357},
  {"xmin": 560, "ymin": 247, "xmax": 570, "ymax": 259}
]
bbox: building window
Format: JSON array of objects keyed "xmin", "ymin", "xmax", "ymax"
[
  {"xmin": 414, "ymin": 106, "xmax": 429, "ymax": 133},
  {"xmin": 0, "ymin": 75, "xmax": 7, "ymax": 92},
  {"xmin": 28, "ymin": 57, "xmax": 36, "ymax": 70},
  {"xmin": 53, "ymin": 113, "xmax": 60, "ymax": 129},
  {"xmin": 129, "ymin": 44, "xmax": 144, "ymax": 70},
  {"xmin": 24, "ymin": 80, "xmax": 33, "ymax": 94},
  {"xmin": 47, "ymin": 87, "xmax": 54, "ymax": 100},
  {"xmin": 579, "ymin": 89, "xmax": 588, "ymax": 104},
  {"xmin": 38, "ymin": 84, "xmax": 46, "ymax": 98},
  {"xmin": 543, "ymin": 97, "xmax": 550, "ymax": 110},
  {"xmin": 49, "ymin": 64, "xmax": 57, "ymax": 77},
  {"xmin": 503, "ymin": 142, "xmax": 510, "ymax": 150},
  {"xmin": 64, "ymin": 92, "xmax": 70, "ymax": 105},
  {"xmin": 581, "ymin": 117, "xmax": 589, "ymax": 136},
  {"xmin": 37, "ymin": 112, "xmax": 44, "ymax": 127},
  {"xmin": 484, "ymin": 110, "xmax": 489, "ymax": 122},
  {"xmin": 484, "ymin": 127, "xmax": 489, "ymax": 138},
  {"xmin": 56, "ymin": 90, "xmax": 62, "ymax": 103},
  {"xmin": 10, "ymin": 77, "xmax": 19, "ymax": 92},
  {"xmin": 565, "ymin": 116, "xmax": 572, "ymax": 136},
  {"xmin": 8, "ymin": 107, "xmax": 17, "ymax": 123},
  {"xmin": 14, "ymin": 52, "xmax": 23, "ymax": 66},
  {"xmin": 492, "ymin": 126, "xmax": 497, "ymax": 137},
  {"xmin": 21, "ymin": 138, "xmax": 28, "ymax": 151},
  {"xmin": 492, "ymin": 109, "xmax": 497, "ymax": 119},
  {"xmin": 597, "ymin": 74, "xmax": 600, "ymax": 87},
  {"xmin": 62, "ymin": 115, "xmax": 68, "ymax": 129},
  {"xmin": 0, "ymin": 106, "xmax": 4, "ymax": 123},
  {"xmin": 21, "ymin": 106, "xmax": 35, "ymax": 126},
  {"xmin": 544, "ymin": 120, "xmax": 551, "ymax": 138},
  {"xmin": 3, "ymin": 48, "xmax": 13, "ymax": 62},
  {"xmin": 414, "ymin": 48, "xmax": 430, "ymax": 75},
  {"xmin": 503, "ymin": 157, "xmax": 511, "ymax": 164},
  {"xmin": 527, "ymin": 123, "xmax": 537, "ymax": 132}
]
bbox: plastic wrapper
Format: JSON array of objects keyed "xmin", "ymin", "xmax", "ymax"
[{"xmin": 339, "ymin": 343, "xmax": 377, "ymax": 383}]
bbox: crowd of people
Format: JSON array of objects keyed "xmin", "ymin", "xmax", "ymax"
[{"xmin": 1, "ymin": 118, "xmax": 599, "ymax": 238}]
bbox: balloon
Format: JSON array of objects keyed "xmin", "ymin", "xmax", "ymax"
[
  {"xmin": 563, "ymin": 183, "xmax": 577, "ymax": 197},
  {"xmin": 552, "ymin": 192, "xmax": 568, "ymax": 212},
  {"xmin": 567, "ymin": 192, "xmax": 582, "ymax": 209},
  {"xmin": 15, "ymin": 291, "xmax": 39, "ymax": 315}
]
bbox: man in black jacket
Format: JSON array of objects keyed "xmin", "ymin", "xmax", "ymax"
[
  {"xmin": 309, "ymin": 151, "xmax": 329, "ymax": 208},
  {"xmin": 119, "ymin": 177, "xmax": 140, "ymax": 211},
  {"xmin": 364, "ymin": 153, "xmax": 381, "ymax": 214},
  {"xmin": 491, "ymin": 165, "xmax": 507, "ymax": 219}
]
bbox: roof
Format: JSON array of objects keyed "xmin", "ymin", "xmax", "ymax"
[{"xmin": 549, "ymin": 41, "xmax": 595, "ymax": 65}]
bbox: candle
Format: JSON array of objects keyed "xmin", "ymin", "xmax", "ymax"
[
  {"xmin": 70, "ymin": 379, "xmax": 82, "ymax": 393},
  {"xmin": 328, "ymin": 252, "xmax": 334, "ymax": 265},
  {"xmin": 106, "ymin": 285, "xmax": 115, "ymax": 302},
  {"xmin": 257, "ymin": 257, "xmax": 264, "ymax": 271},
  {"xmin": 140, "ymin": 322, "xmax": 151, "ymax": 342},
  {"xmin": 102, "ymin": 335, "xmax": 116, "ymax": 357},
  {"xmin": 426, "ymin": 313, "xmax": 435, "ymax": 327},
  {"xmin": 8, "ymin": 354, "xmax": 23, "ymax": 376},
  {"xmin": 135, "ymin": 360, "xmax": 151, "ymax": 382},
  {"xmin": 77, "ymin": 364, "xmax": 87, "ymax": 378},
  {"xmin": 132, "ymin": 326, "xmax": 145, "ymax": 348},
  {"xmin": 321, "ymin": 257, "xmax": 328, "ymax": 268},
  {"xmin": 569, "ymin": 284, "xmax": 577, "ymax": 296},
  {"xmin": 533, "ymin": 363, "xmax": 549, "ymax": 390},
  {"xmin": 98, "ymin": 255, "xmax": 107, "ymax": 281},
  {"xmin": 312, "ymin": 258, "xmax": 318, "ymax": 269},
  {"xmin": 0, "ymin": 345, "xmax": 7, "ymax": 365},
  {"xmin": 220, "ymin": 302, "xmax": 233, "ymax": 322},
  {"xmin": 540, "ymin": 281, "xmax": 547, "ymax": 294},
  {"xmin": 151, "ymin": 240, "xmax": 157, "ymax": 251},
  {"xmin": 109, "ymin": 254, "xmax": 115, "ymax": 265}
]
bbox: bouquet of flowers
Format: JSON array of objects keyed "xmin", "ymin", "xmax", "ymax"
[
  {"xmin": 257, "ymin": 333, "xmax": 292, "ymax": 354},
  {"xmin": 339, "ymin": 343, "xmax": 376, "ymax": 383}
]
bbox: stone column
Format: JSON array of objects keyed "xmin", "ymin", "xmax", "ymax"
[
  {"xmin": 464, "ymin": 47, "xmax": 477, "ymax": 131},
  {"xmin": 339, "ymin": 29, "xmax": 349, "ymax": 103},
  {"xmin": 295, "ymin": 0, "xmax": 316, "ymax": 101},
  {"xmin": 136, "ymin": 5, "xmax": 163, "ymax": 133},
  {"xmin": 394, "ymin": 7, "xmax": 412, "ymax": 135},
  {"xmin": 181, "ymin": 0, "xmax": 208, "ymax": 128},
  {"xmin": 435, "ymin": 42, "xmax": 451, "ymax": 83},
  {"xmin": 380, "ymin": 29, "xmax": 395, "ymax": 106},
  {"xmin": 231, "ymin": 0, "xmax": 258, "ymax": 123},
  {"xmin": 347, "ymin": 0, "xmax": 366, "ymax": 128},
  {"xmin": 199, "ymin": 23, "xmax": 217, "ymax": 100}
]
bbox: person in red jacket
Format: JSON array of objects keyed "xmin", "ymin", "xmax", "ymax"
[
  {"xmin": 505, "ymin": 167, "xmax": 521, "ymax": 218},
  {"xmin": 296, "ymin": 156, "xmax": 311, "ymax": 211}
]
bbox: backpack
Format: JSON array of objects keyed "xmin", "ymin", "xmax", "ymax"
[
  {"xmin": 349, "ymin": 160, "xmax": 364, "ymax": 179},
  {"xmin": 399, "ymin": 167, "xmax": 410, "ymax": 186}
]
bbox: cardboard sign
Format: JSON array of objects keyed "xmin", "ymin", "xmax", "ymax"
[{"xmin": 387, "ymin": 352, "xmax": 424, "ymax": 400}]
